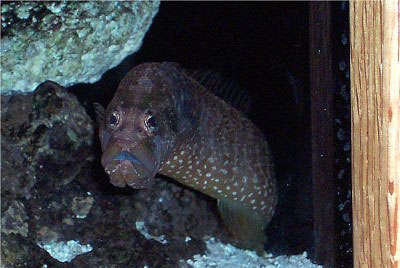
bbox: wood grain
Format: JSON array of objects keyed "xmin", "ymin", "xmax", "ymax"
[{"xmin": 350, "ymin": 0, "xmax": 399, "ymax": 267}]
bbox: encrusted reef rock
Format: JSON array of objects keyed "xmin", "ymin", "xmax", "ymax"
[
  {"xmin": 1, "ymin": 82, "xmax": 94, "ymax": 200},
  {"xmin": 1, "ymin": 82, "xmax": 227, "ymax": 267},
  {"xmin": 1, "ymin": 1, "xmax": 160, "ymax": 94}
]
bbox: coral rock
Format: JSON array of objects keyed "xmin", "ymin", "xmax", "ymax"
[{"xmin": 1, "ymin": 1, "xmax": 160, "ymax": 94}]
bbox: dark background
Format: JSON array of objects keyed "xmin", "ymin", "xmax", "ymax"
[{"xmin": 71, "ymin": 0, "xmax": 319, "ymax": 261}]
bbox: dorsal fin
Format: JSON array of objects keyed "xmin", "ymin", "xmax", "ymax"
[{"xmin": 185, "ymin": 69, "xmax": 252, "ymax": 115}]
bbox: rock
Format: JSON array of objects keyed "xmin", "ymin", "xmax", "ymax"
[
  {"xmin": 1, "ymin": 137, "xmax": 36, "ymax": 198},
  {"xmin": 1, "ymin": 82, "xmax": 228, "ymax": 266},
  {"xmin": 1, "ymin": 1, "xmax": 160, "ymax": 94},
  {"xmin": 71, "ymin": 196, "xmax": 94, "ymax": 219},
  {"xmin": 1, "ymin": 81, "xmax": 94, "ymax": 197},
  {"xmin": 1, "ymin": 200, "xmax": 29, "ymax": 237}
]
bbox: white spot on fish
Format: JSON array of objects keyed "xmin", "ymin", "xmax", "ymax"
[
  {"xmin": 206, "ymin": 173, "xmax": 211, "ymax": 177},
  {"xmin": 173, "ymin": 156, "xmax": 178, "ymax": 160},
  {"xmin": 223, "ymin": 160, "xmax": 229, "ymax": 165},
  {"xmin": 208, "ymin": 157, "xmax": 215, "ymax": 163},
  {"xmin": 232, "ymin": 192, "xmax": 237, "ymax": 195},
  {"xmin": 250, "ymin": 199, "xmax": 256, "ymax": 204},
  {"xmin": 226, "ymin": 186, "xmax": 230, "ymax": 190},
  {"xmin": 220, "ymin": 169, "xmax": 228, "ymax": 175},
  {"xmin": 180, "ymin": 151, "xmax": 185, "ymax": 155}
]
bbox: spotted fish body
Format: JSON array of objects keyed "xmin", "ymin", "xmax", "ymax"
[{"xmin": 98, "ymin": 62, "xmax": 277, "ymax": 254}]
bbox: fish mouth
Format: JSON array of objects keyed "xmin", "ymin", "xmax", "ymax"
[
  {"xmin": 103, "ymin": 151, "xmax": 156, "ymax": 189},
  {"xmin": 113, "ymin": 151, "xmax": 144, "ymax": 166}
]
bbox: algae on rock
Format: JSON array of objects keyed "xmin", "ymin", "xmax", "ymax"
[{"xmin": 1, "ymin": 1, "xmax": 160, "ymax": 94}]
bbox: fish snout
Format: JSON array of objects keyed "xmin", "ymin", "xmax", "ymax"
[{"xmin": 102, "ymin": 150, "xmax": 156, "ymax": 189}]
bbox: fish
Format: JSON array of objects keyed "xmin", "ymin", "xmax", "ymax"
[{"xmin": 95, "ymin": 62, "xmax": 277, "ymax": 254}]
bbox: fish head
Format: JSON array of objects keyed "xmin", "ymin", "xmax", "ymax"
[
  {"xmin": 98, "ymin": 63, "xmax": 195, "ymax": 189},
  {"xmin": 99, "ymin": 101, "xmax": 178, "ymax": 189}
]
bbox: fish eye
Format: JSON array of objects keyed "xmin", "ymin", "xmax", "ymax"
[
  {"xmin": 145, "ymin": 115, "xmax": 156, "ymax": 130},
  {"xmin": 108, "ymin": 110, "xmax": 120, "ymax": 129},
  {"xmin": 144, "ymin": 109, "xmax": 156, "ymax": 131}
]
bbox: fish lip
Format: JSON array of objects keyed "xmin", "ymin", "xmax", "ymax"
[
  {"xmin": 105, "ymin": 160, "xmax": 155, "ymax": 189},
  {"xmin": 113, "ymin": 151, "xmax": 144, "ymax": 166},
  {"xmin": 106, "ymin": 151, "xmax": 156, "ymax": 189},
  {"xmin": 103, "ymin": 150, "xmax": 157, "ymax": 189}
]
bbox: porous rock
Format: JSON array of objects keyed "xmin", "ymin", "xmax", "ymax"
[
  {"xmin": 1, "ymin": 200, "xmax": 29, "ymax": 237},
  {"xmin": 1, "ymin": 1, "xmax": 160, "ymax": 94},
  {"xmin": 1, "ymin": 81, "xmax": 94, "ymax": 197}
]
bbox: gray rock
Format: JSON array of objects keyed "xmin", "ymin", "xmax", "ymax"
[
  {"xmin": 1, "ymin": 200, "xmax": 29, "ymax": 237},
  {"xmin": 1, "ymin": 1, "xmax": 160, "ymax": 94},
  {"xmin": 1, "ymin": 81, "xmax": 94, "ymax": 198}
]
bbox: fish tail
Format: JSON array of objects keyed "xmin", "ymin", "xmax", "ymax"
[{"xmin": 217, "ymin": 198, "xmax": 268, "ymax": 255}]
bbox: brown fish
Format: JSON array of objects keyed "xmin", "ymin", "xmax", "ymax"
[{"xmin": 96, "ymin": 62, "xmax": 277, "ymax": 254}]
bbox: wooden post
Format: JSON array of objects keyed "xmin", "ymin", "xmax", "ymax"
[
  {"xmin": 309, "ymin": 2, "xmax": 336, "ymax": 267},
  {"xmin": 350, "ymin": 1, "xmax": 400, "ymax": 267}
]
